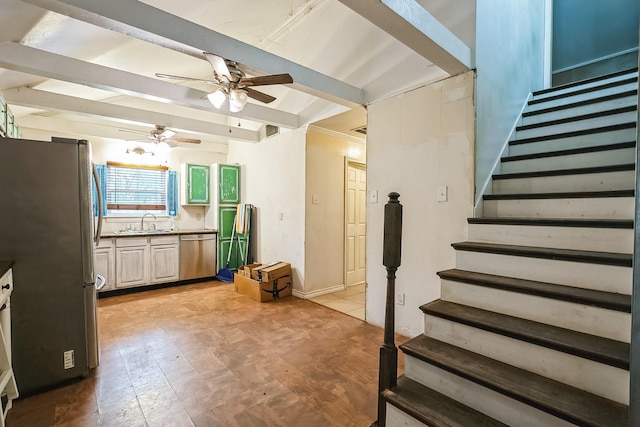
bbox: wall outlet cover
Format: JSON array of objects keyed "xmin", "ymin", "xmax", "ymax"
[{"xmin": 63, "ymin": 350, "xmax": 75, "ymax": 370}]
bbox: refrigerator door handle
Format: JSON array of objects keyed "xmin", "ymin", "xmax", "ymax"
[
  {"xmin": 95, "ymin": 274, "xmax": 106, "ymax": 291},
  {"xmin": 92, "ymin": 164, "xmax": 103, "ymax": 246}
]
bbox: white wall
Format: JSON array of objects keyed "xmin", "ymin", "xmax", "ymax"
[
  {"xmin": 366, "ymin": 71, "xmax": 475, "ymax": 337},
  {"xmin": 304, "ymin": 128, "xmax": 366, "ymax": 296},
  {"xmin": 227, "ymin": 128, "xmax": 307, "ymax": 292},
  {"xmin": 474, "ymin": 0, "xmax": 547, "ymax": 208}
]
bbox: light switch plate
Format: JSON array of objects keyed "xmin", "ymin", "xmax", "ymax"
[
  {"xmin": 312, "ymin": 194, "xmax": 320, "ymax": 204},
  {"xmin": 436, "ymin": 186, "xmax": 448, "ymax": 202},
  {"xmin": 369, "ymin": 190, "xmax": 378, "ymax": 203}
]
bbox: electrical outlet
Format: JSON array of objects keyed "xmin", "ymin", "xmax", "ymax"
[
  {"xmin": 63, "ymin": 350, "xmax": 75, "ymax": 370},
  {"xmin": 396, "ymin": 292, "xmax": 405, "ymax": 306},
  {"xmin": 196, "ymin": 213, "xmax": 202, "ymax": 220},
  {"xmin": 279, "ymin": 211, "xmax": 284, "ymax": 221}
]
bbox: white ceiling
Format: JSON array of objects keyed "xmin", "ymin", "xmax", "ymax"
[{"xmin": 0, "ymin": 0, "xmax": 476, "ymax": 151}]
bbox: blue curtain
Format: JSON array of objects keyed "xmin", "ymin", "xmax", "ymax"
[
  {"xmin": 92, "ymin": 164, "xmax": 107, "ymax": 217},
  {"xmin": 167, "ymin": 170, "xmax": 178, "ymax": 216}
]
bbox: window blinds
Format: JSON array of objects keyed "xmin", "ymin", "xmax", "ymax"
[{"xmin": 105, "ymin": 163, "xmax": 167, "ymax": 211}]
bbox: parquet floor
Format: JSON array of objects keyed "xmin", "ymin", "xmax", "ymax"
[{"xmin": 7, "ymin": 281, "xmax": 407, "ymax": 426}]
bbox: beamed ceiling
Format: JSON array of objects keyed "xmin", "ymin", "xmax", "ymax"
[{"xmin": 0, "ymin": 0, "xmax": 475, "ymax": 152}]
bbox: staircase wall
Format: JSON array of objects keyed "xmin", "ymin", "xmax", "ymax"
[
  {"xmin": 365, "ymin": 71, "xmax": 475, "ymax": 337},
  {"xmin": 475, "ymin": 0, "xmax": 547, "ymax": 208}
]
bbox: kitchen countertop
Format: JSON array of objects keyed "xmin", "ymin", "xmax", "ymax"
[
  {"xmin": 101, "ymin": 229, "xmax": 217, "ymax": 238},
  {"xmin": 0, "ymin": 260, "xmax": 14, "ymax": 277}
]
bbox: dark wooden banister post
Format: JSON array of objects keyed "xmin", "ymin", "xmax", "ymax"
[{"xmin": 374, "ymin": 192, "xmax": 402, "ymax": 427}]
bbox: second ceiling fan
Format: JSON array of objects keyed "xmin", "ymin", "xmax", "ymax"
[{"xmin": 156, "ymin": 52, "xmax": 294, "ymax": 112}]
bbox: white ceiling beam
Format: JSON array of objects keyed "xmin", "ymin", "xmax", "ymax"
[
  {"xmin": 338, "ymin": 0, "xmax": 473, "ymax": 75},
  {"xmin": 16, "ymin": 115, "xmax": 230, "ymax": 153},
  {"xmin": 21, "ymin": 0, "xmax": 365, "ymax": 108},
  {"xmin": 0, "ymin": 42, "xmax": 299, "ymax": 129},
  {"xmin": 4, "ymin": 87, "xmax": 260, "ymax": 142}
]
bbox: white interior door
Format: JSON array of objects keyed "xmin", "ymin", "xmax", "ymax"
[{"xmin": 346, "ymin": 162, "xmax": 366, "ymax": 286}]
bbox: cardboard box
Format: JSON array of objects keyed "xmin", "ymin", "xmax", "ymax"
[
  {"xmin": 234, "ymin": 273, "xmax": 292, "ymax": 302},
  {"xmin": 239, "ymin": 263, "xmax": 263, "ymax": 278},
  {"xmin": 252, "ymin": 262, "xmax": 291, "ymax": 282}
]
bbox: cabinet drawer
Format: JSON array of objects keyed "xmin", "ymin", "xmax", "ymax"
[
  {"xmin": 150, "ymin": 235, "xmax": 179, "ymax": 246},
  {"xmin": 116, "ymin": 236, "xmax": 148, "ymax": 247},
  {"xmin": 96, "ymin": 237, "xmax": 113, "ymax": 249}
]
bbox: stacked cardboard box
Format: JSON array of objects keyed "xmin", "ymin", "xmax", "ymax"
[{"xmin": 234, "ymin": 262, "xmax": 292, "ymax": 302}]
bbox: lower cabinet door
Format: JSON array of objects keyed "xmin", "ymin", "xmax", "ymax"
[
  {"xmin": 94, "ymin": 248, "xmax": 115, "ymax": 292},
  {"xmin": 150, "ymin": 244, "xmax": 179, "ymax": 283},
  {"xmin": 116, "ymin": 246, "xmax": 149, "ymax": 288}
]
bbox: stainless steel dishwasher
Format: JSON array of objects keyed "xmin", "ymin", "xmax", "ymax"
[{"xmin": 179, "ymin": 234, "xmax": 217, "ymax": 280}]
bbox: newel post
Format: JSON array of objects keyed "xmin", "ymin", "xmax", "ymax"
[{"xmin": 375, "ymin": 192, "xmax": 402, "ymax": 427}]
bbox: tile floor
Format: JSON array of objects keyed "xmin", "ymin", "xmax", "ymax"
[
  {"xmin": 6, "ymin": 280, "xmax": 406, "ymax": 426},
  {"xmin": 309, "ymin": 283, "xmax": 365, "ymax": 320}
]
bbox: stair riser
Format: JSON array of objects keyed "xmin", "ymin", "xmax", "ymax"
[
  {"xmin": 514, "ymin": 111, "xmax": 637, "ymax": 140},
  {"xmin": 423, "ymin": 315, "xmax": 629, "ymax": 403},
  {"xmin": 492, "ymin": 170, "xmax": 635, "ymax": 194},
  {"xmin": 386, "ymin": 404, "xmax": 426, "ymax": 427},
  {"xmin": 455, "ymin": 251, "xmax": 631, "ymax": 293},
  {"xmin": 468, "ymin": 223, "xmax": 633, "ymax": 253},
  {"xmin": 501, "ymin": 147, "xmax": 635, "ymax": 174},
  {"xmin": 522, "ymin": 95, "xmax": 637, "ymax": 126},
  {"xmin": 509, "ymin": 127, "xmax": 637, "ymax": 156},
  {"xmin": 404, "ymin": 356, "xmax": 576, "ymax": 427},
  {"xmin": 483, "ymin": 197, "xmax": 634, "ymax": 219},
  {"xmin": 529, "ymin": 80, "xmax": 638, "ymax": 110},
  {"xmin": 441, "ymin": 280, "xmax": 631, "ymax": 342}
]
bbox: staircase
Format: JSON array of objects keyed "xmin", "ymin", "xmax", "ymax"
[{"xmin": 382, "ymin": 69, "xmax": 638, "ymax": 426}]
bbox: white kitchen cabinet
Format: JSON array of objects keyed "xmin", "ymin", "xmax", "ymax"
[
  {"xmin": 150, "ymin": 235, "xmax": 179, "ymax": 284},
  {"xmin": 94, "ymin": 238, "xmax": 115, "ymax": 292},
  {"xmin": 115, "ymin": 237, "xmax": 149, "ymax": 288},
  {"xmin": 0, "ymin": 268, "xmax": 18, "ymax": 422}
]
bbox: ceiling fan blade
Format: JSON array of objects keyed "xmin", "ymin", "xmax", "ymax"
[
  {"xmin": 159, "ymin": 129, "xmax": 176, "ymax": 139},
  {"xmin": 245, "ymin": 87, "xmax": 276, "ymax": 104},
  {"xmin": 240, "ymin": 74, "xmax": 293, "ymax": 87},
  {"xmin": 155, "ymin": 73, "xmax": 219, "ymax": 85},
  {"xmin": 174, "ymin": 138, "xmax": 201, "ymax": 144},
  {"xmin": 203, "ymin": 52, "xmax": 231, "ymax": 80}
]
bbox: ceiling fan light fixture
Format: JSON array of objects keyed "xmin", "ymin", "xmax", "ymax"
[
  {"xmin": 229, "ymin": 89, "xmax": 249, "ymax": 112},
  {"xmin": 207, "ymin": 89, "xmax": 226, "ymax": 109}
]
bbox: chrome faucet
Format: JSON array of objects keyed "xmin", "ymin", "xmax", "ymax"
[{"xmin": 141, "ymin": 213, "xmax": 157, "ymax": 231}]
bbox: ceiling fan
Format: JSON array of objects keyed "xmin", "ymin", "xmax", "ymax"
[
  {"xmin": 156, "ymin": 52, "xmax": 294, "ymax": 112},
  {"xmin": 119, "ymin": 125, "xmax": 201, "ymax": 147}
]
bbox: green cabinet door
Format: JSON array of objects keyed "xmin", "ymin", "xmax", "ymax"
[
  {"xmin": 216, "ymin": 205, "xmax": 249, "ymax": 271},
  {"xmin": 185, "ymin": 164, "xmax": 210, "ymax": 205},
  {"xmin": 218, "ymin": 165, "xmax": 240, "ymax": 204}
]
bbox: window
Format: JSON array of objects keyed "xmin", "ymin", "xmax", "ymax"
[{"xmin": 105, "ymin": 162, "xmax": 169, "ymax": 216}]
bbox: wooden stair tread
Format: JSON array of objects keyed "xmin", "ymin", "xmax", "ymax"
[
  {"xmin": 452, "ymin": 241, "xmax": 632, "ymax": 267},
  {"xmin": 420, "ymin": 300, "xmax": 629, "ymax": 369},
  {"xmin": 437, "ymin": 268, "xmax": 631, "ymax": 313},
  {"xmin": 483, "ymin": 189, "xmax": 634, "ymax": 200},
  {"xmin": 401, "ymin": 336, "xmax": 629, "ymax": 427},
  {"xmin": 383, "ymin": 376, "xmax": 509, "ymax": 427},
  {"xmin": 501, "ymin": 141, "xmax": 635, "ymax": 162},
  {"xmin": 509, "ymin": 122, "xmax": 636, "ymax": 146},
  {"xmin": 467, "ymin": 217, "xmax": 633, "ymax": 229},
  {"xmin": 523, "ymin": 90, "xmax": 638, "ymax": 118},
  {"xmin": 516, "ymin": 105, "xmax": 637, "ymax": 132},
  {"xmin": 528, "ymin": 76, "xmax": 638, "ymax": 105},
  {"xmin": 532, "ymin": 68, "xmax": 638, "ymax": 97},
  {"xmin": 492, "ymin": 163, "xmax": 634, "ymax": 180}
]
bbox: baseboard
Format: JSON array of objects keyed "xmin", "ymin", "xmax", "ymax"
[{"xmin": 295, "ymin": 284, "xmax": 346, "ymax": 300}]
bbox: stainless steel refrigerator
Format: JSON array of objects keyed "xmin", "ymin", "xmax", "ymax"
[{"xmin": 0, "ymin": 137, "xmax": 104, "ymax": 394}]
